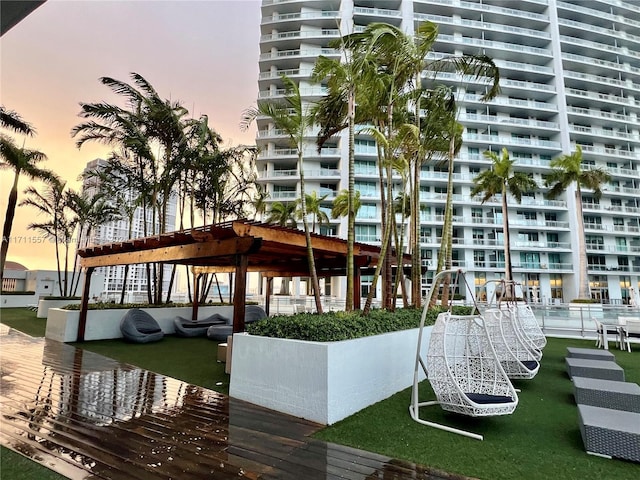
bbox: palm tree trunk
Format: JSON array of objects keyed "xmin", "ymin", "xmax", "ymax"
[
  {"xmin": 0, "ymin": 173, "xmax": 20, "ymax": 285},
  {"xmin": 575, "ymin": 186, "xmax": 590, "ymax": 299},
  {"xmin": 439, "ymin": 136, "xmax": 457, "ymax": 307},
  {"xmin": 411, "ymin": 127, "xmax": 422, "ymax": 307},
  {"xmin": 345, "ymin": 89, "xmax": 356, "ymax": 311},
  {"xmin": 298, "ymin": 152, "xmax": 323, "ymax": 314},
  {"xmin": 501, "ymin": 186, "xmax": 514, "ymax": 298}
]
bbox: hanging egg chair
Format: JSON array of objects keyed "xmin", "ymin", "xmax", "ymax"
[{"xmin": 409, "ymin": 269, "xmax": 518, "ymax": 440}]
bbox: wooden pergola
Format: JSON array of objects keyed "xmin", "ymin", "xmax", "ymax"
[{"xmin": 76, "ymin": 219, "xmax": 413, "ymax": 341}]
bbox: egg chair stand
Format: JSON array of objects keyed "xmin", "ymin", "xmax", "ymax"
[{"xmin": 409, "ymin": 269, "xmax": 518, "ymax": 441}]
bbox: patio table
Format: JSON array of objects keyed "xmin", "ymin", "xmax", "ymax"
[
  {"xmin": 578, "ymin": 404, "xmax": 640, "ymax": 462},
  {"xmin": 566, "ymin": 347, "xmax": 615, "ymax": 362},
  {"xmin": 573, "ymin": 376, "xmax": 640, "ymax": 413},
  {"xmin": 565, "ymin": 358, "xmax": 625, "ymax": 381}
]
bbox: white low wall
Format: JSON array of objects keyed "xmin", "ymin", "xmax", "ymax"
[
  {"xmin": 1, "ymin": 294, "xmax": 37, "ymax": 308},
  {"xmin": 37, "ymin": 299, "xmax": 81, "ymax": 318},
  {"xmin": 229, "ymin": 327, "xmax": 432, "ymax": 425},
  {"xmin": 46, "ymin": 305, "xmax": 235, "ymax": 342}
]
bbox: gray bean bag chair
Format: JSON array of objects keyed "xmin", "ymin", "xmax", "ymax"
[
  {"xmin": 206, "ymin": 305, "xmax": 268, "ymax": 341},
  {"xmin": 173, "ymin": 313, "xmax": 228, "ymax": 338},
  {"xmin": 120, "ymin": 308, "xmax": 164, "ymax": 343}
]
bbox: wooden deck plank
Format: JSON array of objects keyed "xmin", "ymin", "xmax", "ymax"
[{"xmin": 0, "ymin": 330, "xmax": 464, "ymax": 480}]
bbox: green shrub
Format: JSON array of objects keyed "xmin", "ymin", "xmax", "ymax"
[
  {"xmin": 247, "ymin": 306, "xmax": 473, "ymax": 342},
  {"xmin": 44, "ymin": 296, "xmax": 81, "ymax": 301},
  {"xmin": 0, "ymin": 291, "xmax": 35, "ymax": 295},
  {"xmin": 61, "ymin": 301, "xmax": 238, "ymax": 310},
  {"xmin": 570, "ymin": 298, "xmax": 598, "ymax": 304}
]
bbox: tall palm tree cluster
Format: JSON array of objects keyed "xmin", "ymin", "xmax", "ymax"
[
  {"xmin": 71, "ymin": 73, "xmax": 258, "ymax": 303},
  {"xmin": 247, "ymin": 22, "xmax": 501, "ymax": 311},
  {"xmin": 1, "ymin": 73, "xmax": 258, "ymax": 301}
]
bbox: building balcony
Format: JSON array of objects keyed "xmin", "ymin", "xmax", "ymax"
[
  {"xmin": 454, "ymin": 0, "xmax": 549, "ymax": 25},
  {"xmin": 270, "ymin": 191, "xmax": 298, "ymax": 200},
  {"xmin": 261, "ymin": 10, "xmax": 340, "ymax": 26},
  {"xmin": 260, "ymin": 29, "xmax": 340, "ymax": 49},
  {"xmin": 259, "ymin": 86, "xmax": 327, "ymax": 99},
  {"xmin": 563, "ymin": 70, "xmax": 640, "ymax": 91},
  {"xmin": 258, "ymin": 68, "xmax": 313, "ymax": 81},
  {"xmin": 578, "ymin": 145, "xmax": 640, "ymax": 160}
]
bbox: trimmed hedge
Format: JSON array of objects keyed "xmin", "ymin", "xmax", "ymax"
[
  {"xmin": 247, "ymin": 306, "xmax": 474, "ymax": 342},
  {"xmin": 61, "ymin": 301, "xmax": 242, "ymax": 311},
  {"xmin": 0, "ymin": 291, "xmax": 35, "ymax": 295}
]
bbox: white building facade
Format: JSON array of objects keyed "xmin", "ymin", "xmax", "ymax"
[
  {"xmin": 256, "ymin": 0, "xmax": 640, "ymax": 305},
  {"xmin": 81, "ymin": 159, "xmax": 178, "ymax": 302}
]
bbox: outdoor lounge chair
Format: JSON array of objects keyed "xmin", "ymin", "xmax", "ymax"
[
  {"xmin": 120, "ymin": 308, "xmax": 164, "ymax": 343},
  {"xmin": 409, "ymin": 269, "xmax": 518, "ymax": 440},
  {"xmin": 206, "ymin": 305, "xmax": 268, "ymax": 341},
  {"xmin": 173, "ymin": 313, "xmax": 228, "ymax": 338}
]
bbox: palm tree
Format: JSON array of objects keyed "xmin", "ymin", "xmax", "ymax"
[
  {"xmin": 331, "ymin": 189, "xmax": 361, "ymax": 220},
  {"xmin": 74, "ymin": 73, "xmax": 191, "ymax": 303},
  {"xmin": 313, "ymin": 34, "xmax": 381, "ymax": 312},
  {"xmin": 0, "ymin": 135, "xmax": 51, "ymax": 283},
  {"xmin": 20, "ymin": 178, "xmax": 76, "ymax": 297},
  {"xmin": 251, "ymin": 186, "xmax": 269, "ymax": 221},
  {"xmin": 266, "ymin": 202, "xmax": 298, "ymax": 228},
  {"xmin": 65, "ymin": 189, "xmax": 120, "ymax": 295},
  {"xmin": 544, "ymin": 146, "xmax": 610, "ymax": 300},
  {"xmin": 471, "ymin": 147, "xmax": 538, "ymax": 296},
  {"xmin": 0, "ymin": 106, "xmax": 35, "ymax": 136},
  {"xmin": 299, "ymin": 192, "xmax": 329, "ymax": 233},
  {"xmin": 241, "ymin": 75, "xmax": 323, "ymax": 313}
]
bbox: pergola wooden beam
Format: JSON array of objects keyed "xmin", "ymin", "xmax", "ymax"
[{"xmin": 79, "ymin": 237, "xmax": 261, "ymax": 268}]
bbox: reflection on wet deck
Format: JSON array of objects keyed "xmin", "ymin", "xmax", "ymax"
[{"xmin": 1, "ymin": 328, "xmax": 456, "ymax": 479}]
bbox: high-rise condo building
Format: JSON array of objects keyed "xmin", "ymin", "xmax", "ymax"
[
  {"xmin": 256, "ymin": 0, "xmax": 640, "ymax": 305},
  {"xmin": 81, "ymin": 159, "xmax": 178, "ymax": 301}
]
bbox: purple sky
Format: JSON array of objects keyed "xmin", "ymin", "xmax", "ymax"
[{"xmin": 1, "ymin": 0, "xmax": 261, "ymax": 270}]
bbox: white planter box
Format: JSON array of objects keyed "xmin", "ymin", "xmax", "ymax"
[
  {"xmin": 37, "ymin": 299, "xmax": 81, "ymax": 318},
  {"xmin": 229, "ymin": 327, "xmax": 432, "ymax": 425},
  {"xmin": 45, "ymin": 305, "xmax": 235, "ymax": 342}
]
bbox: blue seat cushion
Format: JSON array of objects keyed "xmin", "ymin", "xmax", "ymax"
[
  {"xmin": 465, "ymin": 393, "xmax": 514, "ymax": 404},
  {"xmin": 522, "ymin": 360, "xmax": 539, "ymax": 371}
]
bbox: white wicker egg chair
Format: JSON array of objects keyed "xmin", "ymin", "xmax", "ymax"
[
  {"xmin": 483, "ymin": 308, "xmax": 540, "ymax": 379},
  {"xmin": 482, "ymin": 280, "xmax": 546, "ymax": 359},
  {"xmin": 409, "ymin": 270, "xmax": 518, "ymax": 440}
]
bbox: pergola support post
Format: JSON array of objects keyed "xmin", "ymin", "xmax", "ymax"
[
  {"xmin": 77, "ymin": 267, "xmax": 94, "ymax": 342},
  {"xmin": 192, "ymin": 272, "xmax": 201, "ymax": 320},
  {"xmin": 233, "ymin": 254, "xmax": 248, "ymax": 333},
  {"xmin": 265, "ymin": 277, "xmax": 273, "ymax": 316}
]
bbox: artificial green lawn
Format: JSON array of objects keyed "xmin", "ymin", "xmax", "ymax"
[
  {"xmin": 0, "ymin": 446, "xmax": 65, "ymax": 480},
  {"xmin": 314, "ymin": 337, "xmax": 640, "ymax": 480},
  {"xmin": 1, "ymin": 307, "xmax": 639, "ymax": 479},
  {"xmin": 0, "ymin": 307, "xmax": 49, "ymax": 337}
]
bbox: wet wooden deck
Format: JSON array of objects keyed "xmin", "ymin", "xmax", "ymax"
[{"xmin": 0, "ymin": 326, "xmax": 464, "ymax": 479}]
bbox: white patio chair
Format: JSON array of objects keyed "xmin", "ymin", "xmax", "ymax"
[
  {"xmin": 593, "ymin": 318, "xmax": 606, "ymax": 349},
  {"xmin": 621, "ymin": 318, "xmax": 640, "ymax": 352},
  {"xmin": 409, "ymin": 269, "xmax": 518, "ymax": 441}
]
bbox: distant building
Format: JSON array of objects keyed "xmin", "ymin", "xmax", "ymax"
[
  {"xmin": 1, "ymin": 263, "xmax": 104, "ymax": 308},
  {"xmin": 81, "ymin": 159, "xmax": 178, "ymax": 302}
]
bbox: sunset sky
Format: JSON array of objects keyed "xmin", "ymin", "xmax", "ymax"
[{"xmin": 1, "ymin": 0, "xmax": 261, "ymax": 271}]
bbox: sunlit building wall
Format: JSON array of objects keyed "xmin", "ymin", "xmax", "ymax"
[{"xmin": 256, "ymin": 0, "xmax": 640, "ymax": 305}]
